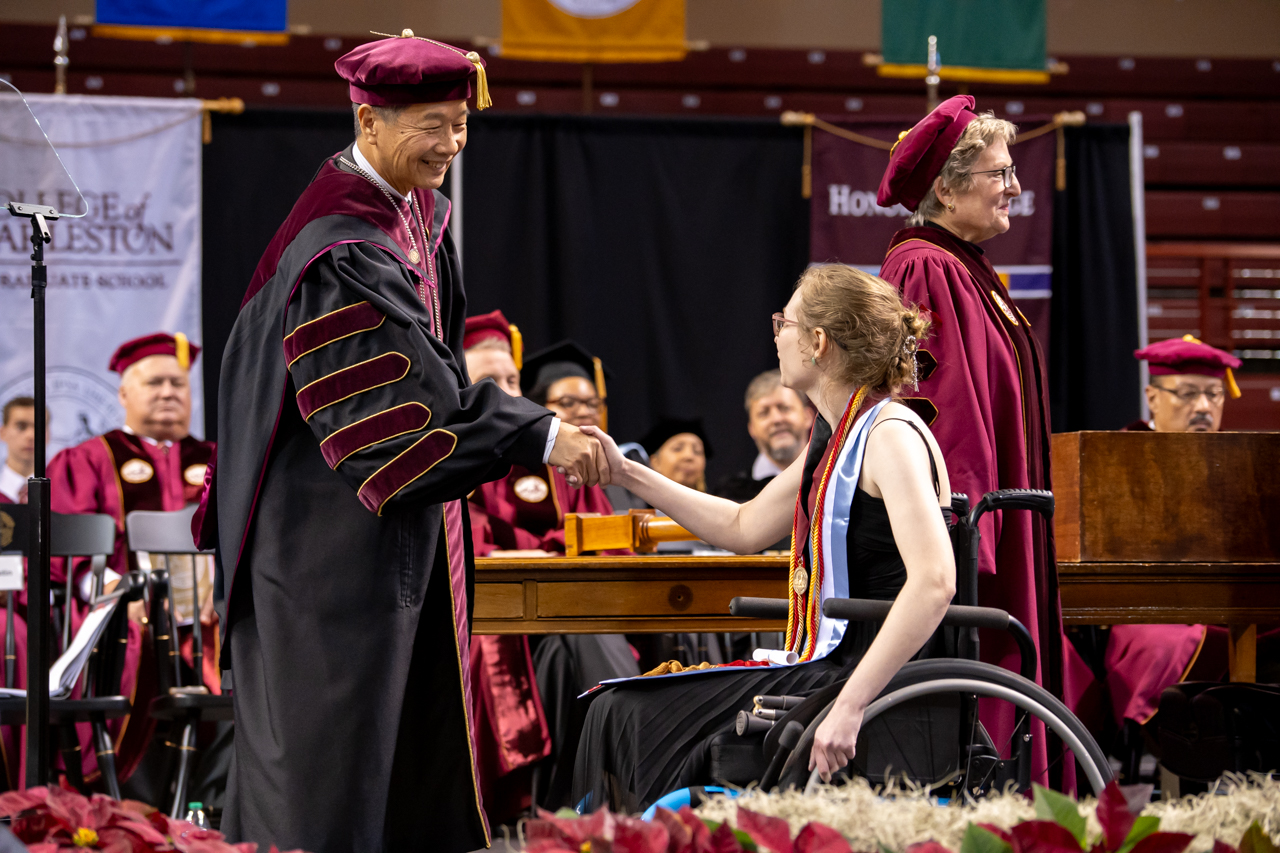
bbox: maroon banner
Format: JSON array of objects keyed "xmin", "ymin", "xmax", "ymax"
[{"xmin": 809, "ymin": 117, "xmax": 1057, "ymax": 344}]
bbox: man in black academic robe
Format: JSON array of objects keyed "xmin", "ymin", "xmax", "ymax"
[{"xmin": 196, "ymin": 34, "xmax": 606, "ymax": 853}]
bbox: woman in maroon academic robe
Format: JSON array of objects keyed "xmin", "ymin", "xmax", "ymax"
[{"xmin": 875, "ymin": 96, "xmax": 1071, "ymax": 785}]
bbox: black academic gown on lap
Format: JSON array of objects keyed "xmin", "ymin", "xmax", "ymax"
[{"xmin": 200, "ymin": 145, "xmax": 554, "ymax": 853}]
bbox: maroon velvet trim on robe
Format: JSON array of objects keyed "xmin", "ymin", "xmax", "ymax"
[
  {"xmin": 357, "ymin": 429, "xmax": 458, "ymax": 514},
  {"xmin": 296, "ymin": 352, "xmax": 410, "ymax": 421},
  {"xmin": 284, "ymin": 301, "xmax": 386, "ymax": 367},
  {"xmin": 241, "ymin": 155, "xmax": 434, "ymax": 309},
  {"xmin": 319, "ymin": 402, "xmax": 432, "ymax": 469}
]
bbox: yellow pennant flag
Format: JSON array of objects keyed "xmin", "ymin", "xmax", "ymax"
[{"xmin": 501, "ymin": 0, "xmax": 686, "ymax": 63}]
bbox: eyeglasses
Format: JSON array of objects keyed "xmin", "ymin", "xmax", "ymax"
[
  {"xmin": 1152, "ymin": 384, "xmax": 1226, "ymax": 405},
  {"xmin": 548, "ymin": 395, "xmax": 603, "ymax": 412},
  {"xmin": 971, "ymin": 164, "xmax": 1017, "ymax": 189},
  {"xmin": 772, "ymin": 312, "xmax": 800, "ymax": 336}
]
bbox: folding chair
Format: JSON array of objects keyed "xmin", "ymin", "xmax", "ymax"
[
  {"xmin": 126, "ymin": 505, "xmax": 232, "ymax": 818},
  {"xmin": 0, "ymin": 508, "xmax": 138, "ymax": 798}
]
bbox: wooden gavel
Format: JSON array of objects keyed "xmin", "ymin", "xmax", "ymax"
[{"xmin": 563, "ymin": 508, "xmax": 698, "ymax": 556}]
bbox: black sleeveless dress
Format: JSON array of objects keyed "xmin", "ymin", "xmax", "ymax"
[{"xmin": 570, "ymin": 415, "xmax": 948, "ymax": 814}]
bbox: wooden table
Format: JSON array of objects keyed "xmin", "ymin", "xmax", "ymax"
[
  {"xmin": 1057, "ymin": 561, "xmax": 1280, "ymax": 681},
  {"xmin": 473, "ymin": 554, "xmax": 789, "ymax": 635}
]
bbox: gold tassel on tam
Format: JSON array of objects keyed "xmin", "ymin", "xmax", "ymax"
[
  {"xmin": 465, "ymin": 52, "xmax": 492, "ymax": 110},
  {"xmin": 1226, "ymin": 367, "xmax": 1242, "ymax": 399},
  {"xmin": 174, "ymin": 332, "xmax": 190, "ymax": 370},
  {"xmin": 509, "ymin": 324, "xmax": 523, "ymax": 370},
  {"xmin": 593, "ymin": 356, "xmax": 608, "ymax": 433}
]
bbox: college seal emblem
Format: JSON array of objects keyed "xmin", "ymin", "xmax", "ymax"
[
  {"xmin": 120, "ymin": 458, "xmax": 155, "ymax": 484},
  {"xmin": 514, "ymin": 475, "xmax": 550, "ymax": 503}
]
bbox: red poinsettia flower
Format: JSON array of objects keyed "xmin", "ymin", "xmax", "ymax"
[
  {"xmin": 525, "ymin": 808, "xmax": 672, "ymax": 853},
  {"xmin": 0, "ymin": 786, "xmax": 308, "ymax": 853}
]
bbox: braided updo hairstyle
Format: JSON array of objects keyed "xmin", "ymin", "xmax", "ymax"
[{"xmin": 793, "ymin": 264, "xmax": 931, "ymax": 395}]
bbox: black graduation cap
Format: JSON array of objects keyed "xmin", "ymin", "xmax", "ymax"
[
  {"xmin": 521, "ymin": 340, "xmax": 611, "ymax": 406},
  {"xmin": 639, "ymin": 417, "xmax": 714, "ymax": 460}
]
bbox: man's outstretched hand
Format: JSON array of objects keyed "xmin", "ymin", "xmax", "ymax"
[{"xmin": 547, "ymin": 422, "xmax": 610, "ymax": 487}]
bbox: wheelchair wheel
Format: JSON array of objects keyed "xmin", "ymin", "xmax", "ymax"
[{"xmin": 779, "ymin": 659, "xmax": 1112, "ymax": 797}]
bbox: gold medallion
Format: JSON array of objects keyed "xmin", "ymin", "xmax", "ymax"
[
  {"xmin": 792, "ymin": 567, "xmax": 809, "ymax": 594},
  {"xmin": 990, "ymin": 290, "xmax": 1020, "ymax": 326},
  {"xmin": 183, "ymin": 464, "xmax": 207, "ymax": 487},
  {"xmin": 409, "ymin": 248, "xmax": 421, "ymax": 264},
  {"xmin": 513, "ymin": 475, "xmax": 550, "ymax": 503},
  {"xmin": 120, "ymin": 458, "xmax": 154, "ymax": 484},
  {"xmin": 0, "ymin": 511, "xmax": 12, "ymax": 549}
]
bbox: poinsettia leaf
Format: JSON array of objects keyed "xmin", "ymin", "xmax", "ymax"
[
  {"xmin": 963, "ymin": 823, "xmax": 1013, "ymax": 853},
  {"xmin": 737, "ymin": 808, "xmax": 794, "ymax": 853},
  {"xmin": 1239, "ymin": 822, "xmax": 1279, "ymax": 853},
  {"xmin": 706, "ymin": 821, "xmax": 753, "ymax": 853},
  {"xmin": 611, "ymin": 811, "xmax": 671, "ymax": 853},
  {"xmin": 677, "ymin": 806, "xmax": 715, "ymax": 852},
  {"xmin": 1011, "ymin": 819, "xmax": 1087, "ymax": 853},
  {"xmin": 978, "ymin": 825, "xmax": 1014, "ymax": 845},
  {"xmin": 794, "ymin": 823, "xmax": 853, "ymax": 853},
  {"xmin": 524, "ymin": 841, "xmax": 578, "ymax": 853},
  {"xmin": 1127, "ymin": 832, "xmax": 1195, "ymax": 853},
  {"xmin": 1032, "ymin": 785, "xmax": 1086, "ymax": 847},
  {"xmin": 1116, "ymin": 816, "xmax": 1161, "ymax": 853},
  {"xmin": 0, "ymin": 788, "xmax": 49, "ymax": 818},
  {"xmin": 907, "ymin": 841, "xmax": 956, "ymax": 853},
  {"xmin": 1213, "ymin": 842, "xmax": 1239, "ymax": 853},
  {"xmin": 1097, "ymin": 782, "xmax": 1137, "ymax": 851},
  {"xmin": 654, "ymin": 806, "xmax": 695, "ymax": 853}
]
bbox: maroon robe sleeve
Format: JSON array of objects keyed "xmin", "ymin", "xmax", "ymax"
[{"xmin": 881, "ymin": 248, "xmax": 1025, "ymax": 576}]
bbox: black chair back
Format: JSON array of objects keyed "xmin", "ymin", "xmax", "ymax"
[{"xmin": 125, "ymin": 506, "xmax": 210, "ymax": 693}]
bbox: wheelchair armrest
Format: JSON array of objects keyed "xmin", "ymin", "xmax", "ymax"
[
  {"xmin": 822, "ymin": 598, "xmax": 1037, "ymax": 682},
  {"xmin": 729, "ymin": 597, "xmax": 789, "ymax": 619},
  {"xmin": 969, "ymin": 489, "xmax": 1054, "ymax": 526}
]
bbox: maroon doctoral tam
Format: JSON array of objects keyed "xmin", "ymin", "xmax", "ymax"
[
  {"xmin": 463, "ymin": 310, "xmax": 522, "ymax": 367},
  {"xmin": 1135, "ymin": 334, "xmax": 1242, "ymax": 397},
  {"xmin": 335, "ymin": 30, "xmax": 490, "ymax": 108},
  {"xmin": 108, "ymin": 332, "xmax": 200, "ymax": 374},
  {"xmin": 877, "ymin": 95, "xmax": 978, "ymax": 211}
]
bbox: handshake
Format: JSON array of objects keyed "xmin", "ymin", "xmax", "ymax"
[{"xmin": 546, "ymin": 422, "xmax": 618, "ymax": 488}]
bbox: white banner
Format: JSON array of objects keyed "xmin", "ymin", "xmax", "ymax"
[{"xmin": 0, "ymin": 94, "xmax": 203, "ymax": 464}]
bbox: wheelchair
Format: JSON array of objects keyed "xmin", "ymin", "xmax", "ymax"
[{"xmin": 684, "ymin": 488, "xmax": 1114, "ymax": 802}]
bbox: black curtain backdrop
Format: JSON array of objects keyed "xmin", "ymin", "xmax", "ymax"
[
  {"xmin": 461, "ymin": 114, "xmax": 810, "ymax": 482},
  {"xmin": 1050, "ymin": 124, "xmax": 1142, "ymax": 431},
  {"xmin": 201, "ymin": 108, "xmax": 356, "ymax": 441}
]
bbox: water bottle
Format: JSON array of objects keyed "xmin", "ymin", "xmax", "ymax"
[{"xmin": 183, "ymin": 802, "xmax": 211, "ymax": 830}]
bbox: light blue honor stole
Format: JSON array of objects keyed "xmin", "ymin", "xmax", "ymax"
[{"xmin": 809, "ymin": 397, "xmax": 891, "ymax": 662}]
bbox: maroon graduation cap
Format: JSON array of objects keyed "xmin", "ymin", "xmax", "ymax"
[
  {"xmin": 1135, "ymin": 334, "xmax": 1242, "ymax": 398},
  {"xmin": 108, "ymin": 332, "xmax": 200, "ymax": 374},
  {"xmin": 463, "ymin": 310, "xmax": 522, "ymax": 368},
  {"xmin": 335, "ymin": 29, "xmax": 491, "ymax": 109},
  {"xmin": 877, "ymin": 95, "xmax": 978, "ymax": 212}
]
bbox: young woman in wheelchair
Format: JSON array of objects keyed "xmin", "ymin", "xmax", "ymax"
[{"xmin": 572, "ymin": 264, "xmax": 957, "ymax": 813}]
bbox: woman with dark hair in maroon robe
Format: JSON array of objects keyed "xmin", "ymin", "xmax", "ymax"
[{"xmin": 874, "ymin": 96, "xmax": 1080, "ymax": 786}]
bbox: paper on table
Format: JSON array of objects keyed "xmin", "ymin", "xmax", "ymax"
[
  {"xmin": 0, "ymin": 598, "xmax": 119, "ymax": 699},
  {"xmin": 0, "ymin": 555, "xmax": 22, "ymax": 592}
]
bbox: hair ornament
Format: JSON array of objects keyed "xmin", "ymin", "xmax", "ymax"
[{"xmin": 904, "ymin": 334, "xmax": 920, "ymax": 391}]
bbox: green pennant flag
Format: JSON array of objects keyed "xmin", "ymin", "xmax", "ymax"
[{"xmin": 881, "ymin": 0, "xmax": 1048, "ymax": 84}]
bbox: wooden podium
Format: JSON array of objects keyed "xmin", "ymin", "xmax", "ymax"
[{"xmin": 1053, "ymin": 431, "xmax": 1280, "ymax": 681}]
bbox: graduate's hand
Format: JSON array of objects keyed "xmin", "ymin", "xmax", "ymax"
[
  {"xmin": 548, "ymin": 422, "xmax": 610, "ymax": 487},
  {"xmin": 809, "ymin": 698, "xmax": 864, "ymax": 783},
  {"xmin": 578, "ymin": 426, "xmax": 627, "ymax": 487}
]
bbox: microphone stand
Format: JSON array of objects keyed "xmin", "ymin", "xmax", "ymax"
[{"xmin": 8, "ymin": 201, "xmax": 57, "ymax": 786}]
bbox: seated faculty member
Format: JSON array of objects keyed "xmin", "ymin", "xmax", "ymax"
[
  {"xmin": 0, "ymin": 396, "xmax": 41, "ymax": 505},
  {"xmin": 199, "ymin": 33, "xmax": 607, "ymax": 853},
  {"xmin": 572, "ymin": 264, "xmax": 954, "ymax": 813},
  {"xmin": 47, "ymin": 332, "xmax": 216, "ymax": 789},
  {"xmin": 1102, "ymin": 336, "xmax": 1244, "ymax": 733},
  {"xmin": 641, "ymin": 417, "xmax": 711, "ymax": 493},
  {"xmin": 714, "ymin": 369, "xmax": 813, "ymax": 503}
]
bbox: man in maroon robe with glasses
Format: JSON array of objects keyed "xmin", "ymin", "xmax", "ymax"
[
  {"xmin": 45, "ymin": 332, "xmax": 216, "ymax": 789},
  {"xmin": 197, "ymin": 33, "xmax": 607, "ymax": 853}
]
